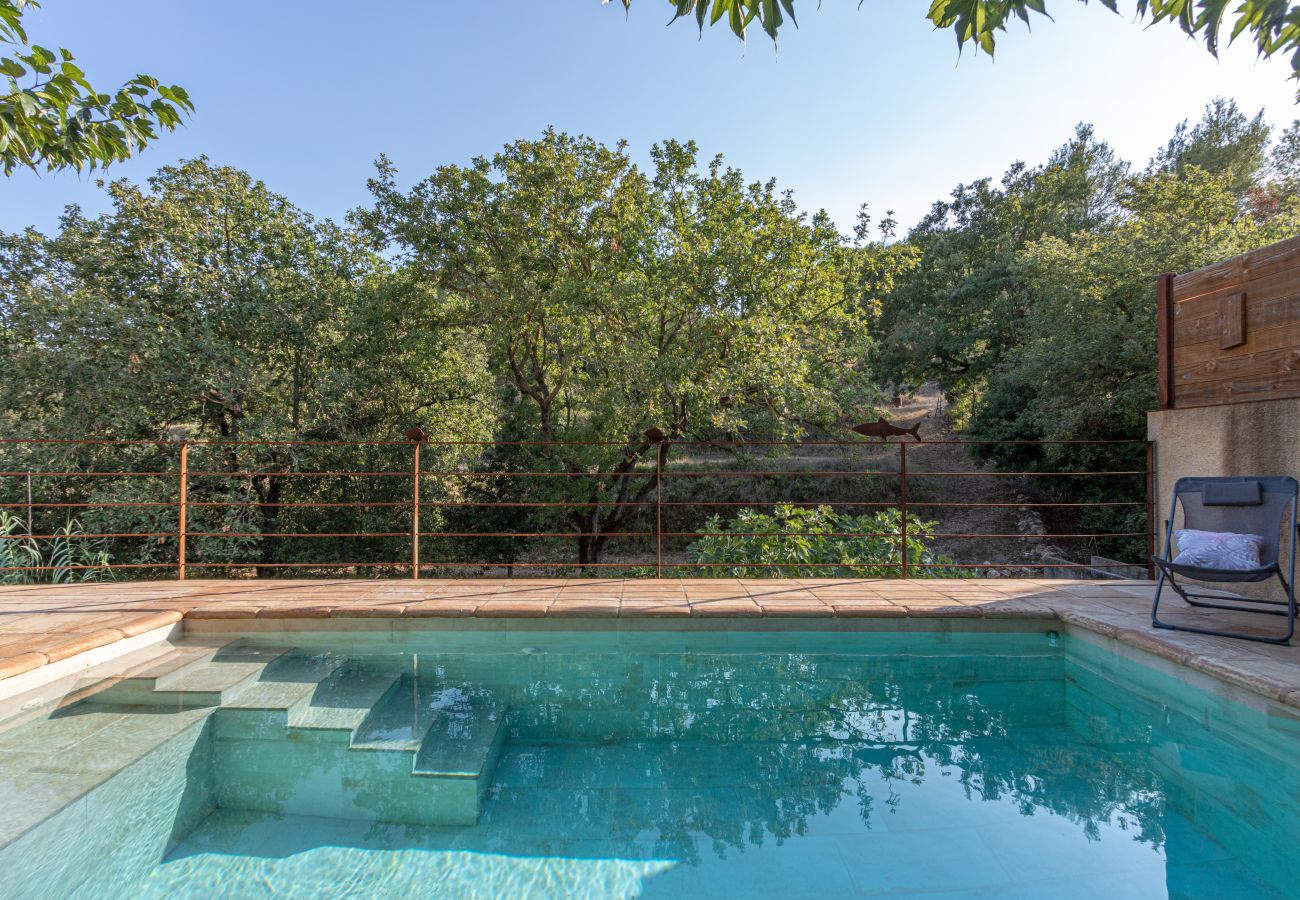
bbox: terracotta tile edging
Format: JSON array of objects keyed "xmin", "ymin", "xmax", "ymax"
[{"xmin": 0, "ymin": 651, "xmax": 48, "ymax": 680}]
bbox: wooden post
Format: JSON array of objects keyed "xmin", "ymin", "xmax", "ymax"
[
  {"xmin": 411, "ymin": 441, "xmax": 421, "ymax": 580},
  {"xmin": 177, "ymin": 441, "xmax": 188, "ymax": 581},
  {"xmin": 899, "ymin": 442, "xmax": 909, "ymax": 579},
  {"xmin": 1156, "ymin": 273, "xmax": 1176, "ymax": 410}
]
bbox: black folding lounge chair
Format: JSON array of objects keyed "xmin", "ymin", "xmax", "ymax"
[{"xmin": 1151, "ymin": 476, "xmax": 1298, "ymax": 645}]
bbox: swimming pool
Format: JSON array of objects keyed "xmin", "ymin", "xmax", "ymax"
[{"xmin": 0, "ymin": 625, "xmax": 1295, "ymax": 898}]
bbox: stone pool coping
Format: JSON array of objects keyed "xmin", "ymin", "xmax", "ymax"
[{"xmin": 0, "ymin": 578, "xmax": 1297, "ymax": 710}]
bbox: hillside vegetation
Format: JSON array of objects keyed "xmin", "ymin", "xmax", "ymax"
[{"xmin": 0, "ymin": 99, "xmax": 1295, "ymax": 576}]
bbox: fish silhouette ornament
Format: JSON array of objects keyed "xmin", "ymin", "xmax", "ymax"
[{"xmin": 849, "ymin": 417, "xmax": 922, "ymax": 442}]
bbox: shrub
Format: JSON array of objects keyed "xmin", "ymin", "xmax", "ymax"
[
  {"xmin": 687, "ymin": 504, "xmax": 965, "ymax": 578},
  {"xmin": 0, "ymin": 511, "xmax": 113, "ymax": 584}
]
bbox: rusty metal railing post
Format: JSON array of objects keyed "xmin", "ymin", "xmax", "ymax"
[
  {"xmin": 655, "ymin": 438, "xmax": 663, "ymax": 578},
  {"xmin": 177, "ymin": 440, "xmax": 188, "ymax": 581},
  {"xmin": 411, "ymin": 440, "xmax": 421, "ymax": 580},
  {"xmin": 899, "ymin": 442, "xmax": 909, "ymax": 579},
  {"xmin": 1145, "ymin": 440, "xmax": 1156, "ymax": 580}
]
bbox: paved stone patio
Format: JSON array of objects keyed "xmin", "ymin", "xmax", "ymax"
[{"xmin": 0, "ymin": 578, "xmax": 1297, "ymax": 708}]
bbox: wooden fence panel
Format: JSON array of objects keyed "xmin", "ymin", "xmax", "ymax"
[{"xmin": 1162, "ymin": 236, "xmax": 1300, "ymax": 409}]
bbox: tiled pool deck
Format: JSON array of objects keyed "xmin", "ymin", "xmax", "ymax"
[{"xmin": 0, "ymin": 578, "xmax": 1297, "ymax": 709}]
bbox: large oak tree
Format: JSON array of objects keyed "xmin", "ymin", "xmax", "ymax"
[{"xmin": 362, "ymin": 130, "xmax": 892, "ymax": 566}]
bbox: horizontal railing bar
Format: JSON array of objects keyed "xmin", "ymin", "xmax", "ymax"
[
  {"xmin": 413, "ymin": 471, "xmax": 654, "ymax": 478},
  {"xmin": 0, "ymin": 499, "xmax": 1148, "ymax": 510},
  {"xmin": 662, "ymin": 470, "xmax": 897, "ymax": 477},
  {"xmin": 908, "ymin": 501, "xmax": 1147, "ymax": 508},
  {"xmin": 0, "ymin": 501, "xmax": 178, "ymax": 508},
  {"xmin": 186, "ymin": 532, "xmax": 408, "ymax": 539},
  {"xmin": 0, "ymin": 439, "xmax": 172, "ymax": 445},
  {"xmin": 182, "ymin": 531, "xmax": 657, "ymax": 539},
  {"xmin": 658, "ymin": 561, "xmax": 1121, "ymax": 568},
  {"xmin": 899, "ymin": 471, "xmax": 1146, "ymax": 477},
  {"xmin": 0, "ymin": 468, "xmax": 1144, "ymax": 479},
  {"xmin": 904, "ymin": 562, "xmax": 1121, "ymax": 569},
  {"xmin": 0, "ymin": 563, "xmax": 173, "ymax": 570},
  {"xmin": 0, "ymin": 532, "xmax": 171, "ymax": 539},
  {"xmin": 0, "ymin": 559, "xmax": 1134, "ymax": 571},
  {"xmin": 659, "ymin": 500, "xmax": 896, "ymax": 507},
  {"xmin": 414, "ymin": 561, "xmax": 643, "ymax": 568},
  {"xmin": 418, "ymin": 501, "xmax": 655, "ymax": 508},
  {"xmin": 180, "ymin": 439, "xmax": 410, "ymax": 447},
  {"xmin": 186, "ymin": 471, "xmax": 407, "ymax": 477},
  {"xmin": 418, "ymin": 532, "xmax": 655, "ymax": 539},
  {"xmin": 160, "ymin": 561, "xmax": 1151, "ymax": 571},
  {"xmin": 928, "ymin": 532, "xmax": 1148, "ymax": 539},
  {"xmin": 663, "ymin": 532, "xmax": 900, "ymax": 538},
  {"xmin": 0, "ymin": 437, "xmax": 1149, "ymax": 447},
  {"xmin": 188, "ymin": 501, "xmax": 408, "ymax": 508},
  {"xmin": 168, "ymin": 530, "xmax": 1151, "ymax": 541},
  {"xmin": 185, "ymin": 561, "xmax": 399, "ymax": 568},
  {"xmin": 658, "ymin": 531, "xmax": 1145, "ymax": 539},
  {"xmin": 0, "ymin": 471, "xmax": 173, "ymax": 477}
]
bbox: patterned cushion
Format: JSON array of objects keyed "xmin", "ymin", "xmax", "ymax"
[{"xmin": 1172, "ymin": 529, "xmax": 1264, "ymax": 570}]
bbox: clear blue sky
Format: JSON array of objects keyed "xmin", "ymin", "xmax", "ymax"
[{"xmin": 3, "ymin": 1, "xmax": 1297, "ymax": 236}]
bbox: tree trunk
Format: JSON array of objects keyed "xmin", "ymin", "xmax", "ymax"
[
  {"xmin": 255, "ymin": 474, "xmax": 282, "ymax": 579},
  {"xmin": 572, "ymin": 443, "xmax": 668, "ymax": 574}
]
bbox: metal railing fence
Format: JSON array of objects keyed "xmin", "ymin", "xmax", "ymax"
[{"xmin": 0, "ymin": 435, "xmax": 1155, "ymax": 580}]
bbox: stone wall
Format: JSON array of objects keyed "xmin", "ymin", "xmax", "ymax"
[{"xmin": 1147, "ymin": 395, "xmax": 1300, "ymax": 594}]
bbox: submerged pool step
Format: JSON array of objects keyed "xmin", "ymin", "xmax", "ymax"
[
  {"xmin": 349, "ymin": 681, "xmax": 507, "ymax": 826},
  {"xmin": 350, "ymin": 675, "xmax": 443, "ymax": 752},
  {"xmin": 413, "ymin": 696, "xmax": 507, "ymax": 784},
  {"xmin": 280, "ymin": 666, "xmax": 396, "ymax": 737},
  {"xmin": 96, "ymin": 645, "xmax": 293, "ymax": 707},
  {"xmin": 213, "ymin": 654, "xmax": 349, "ymax": 735},
  {"xmin": 87, "ymin": 641, "xmax": 233, "ymax": 705},
  {"xmin": 213, "ymin": 673, "xmax": 509, "ymax": 827}
]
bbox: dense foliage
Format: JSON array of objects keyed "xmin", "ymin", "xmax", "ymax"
[
  {"xmin": 873, "ymin": 98, "xmax": 1300, "ymax": 557},
  {"xmin": 688, "ymin": 505, "xmax": 963, "ymax": 578},
  {"xmin": 1, "ymin": 0, "xmax": 191, "ymax": 174},
  {"xmin": 0, "ymin": 158, "xmax": 491, "ymax": 573},
  {"xmin": 359, "ymin": 131, "xmax": 897, "ymax": 565},
  {"xmin": 0, "ymin": 511, "xmax": 111, "ymax": 583},
  {"xmin": 1, "ymin": 139, "xmax": 902, "ymax": 573},
  {"xmin": 612, "ymin": 1, "xmax": 1300, "ymax": 93},
  {"xmin": 3, "ymin": 102, "xmax": 1298, "ymax": 576}
]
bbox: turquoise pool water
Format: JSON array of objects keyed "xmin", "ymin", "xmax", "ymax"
[{"xmin": 0, "ymin": 627, "xmax": 1295, "ymax": 898}]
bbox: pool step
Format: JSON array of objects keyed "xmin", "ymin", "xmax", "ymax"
[
  {"xmin": 412, "ymin": 694, "xmax": 508, "ymax": 817},
  {"xmin": 96, "ymin": 644, "xmax": 291, "ymax": 707},
  {"xmin": 346, "ymin": 678, "xmax": 507, "ymax": 824},
  {"xmin": 212, "ymin": 654, "xmax": 348, "ymax": 736},
  {"xmin": 350, "ymin": 676, "xmax": 444, "ymax": 751},
  {"xmin": 288, "ymin": 667, "xmax": 398, "ymax": 738},
  {"xmin": 87, "ymin": 641, "xmax": 231, "ymax": 705},
  {"xmin": 213, "ymin": 673, "xmax": 508, "ymax": 827}
]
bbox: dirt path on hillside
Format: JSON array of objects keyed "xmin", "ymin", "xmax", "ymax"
[{"xmin": 888, "ymin": 384, "xmax": 1068, "ymax": 573}]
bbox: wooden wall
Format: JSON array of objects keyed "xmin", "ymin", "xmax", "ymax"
[{"xmin": 1160, "ymin": 236, "xmax": 1300, "ymax": 409}]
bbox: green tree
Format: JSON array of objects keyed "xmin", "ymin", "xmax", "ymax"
[
  {"xmin": 875, "ymin": 100, "xmax": 1300, "ymax": 562},
  {"xmin": 0, "ymin": 158, "xmax": 492, "ymax": 573},
  {"xmin": 1, "ymin": 0, "xmax": 191, "ymax": 175},
  {"xmin": 362, "ymin": 130, "xmax": 891, "ymax": 567},
  {"xmin": 1152, "ymin": 98, "xmax": 1271, "ymax": 199},
  {"xmin": 688, "ymin": 504, "xmax": 963, "ymax": 578},
  {"xmin": 871, "ymin": 123, "xmax": 1128, "ymax": 422},
  {"xmin": 610, "ymin": 2, "xmax": 1300, "ymax": 92}
]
